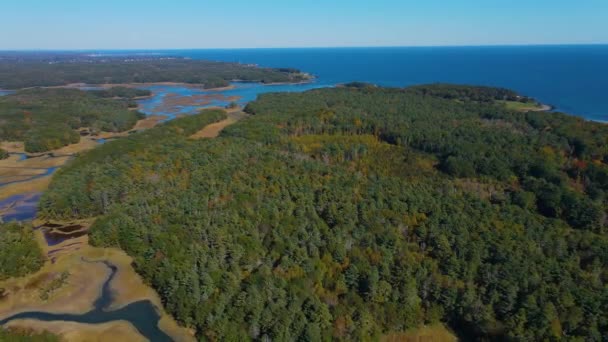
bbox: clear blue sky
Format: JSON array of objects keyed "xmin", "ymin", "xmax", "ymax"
[{"xmin": 2, "ymin": 0, "xmax": 607, "ymax": 49}]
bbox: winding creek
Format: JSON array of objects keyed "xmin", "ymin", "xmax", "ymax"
[
  {"xmin": 0, "ymin": 260, "xmax": 172, "ymax": 342},
  {"xmin": 0, "ymin": 166, "xmax": 58, "ymax": 187}
]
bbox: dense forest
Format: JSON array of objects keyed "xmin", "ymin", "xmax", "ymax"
[
  {"xmin": 0, "ymin": 88, "xmax": 144, "ymax": 152},
  {"xmin": 0, "ymin": 58, "xmax": 311, "ymax": 89},
  {"xmin": 0, "ymin": 222, "xmax": 44, "ymax": 281},
  {"xmin": 40, "ymin": 85, "xmax": 607, "ymax": 340}
]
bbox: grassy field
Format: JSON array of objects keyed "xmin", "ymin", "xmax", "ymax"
[
  {"xmin": 498, "ymin": 100, "xmax": 544, "ymax": 111},
  {"xmin": 190, "ymin": 108, "xmax": 247, "ymax": 139}
]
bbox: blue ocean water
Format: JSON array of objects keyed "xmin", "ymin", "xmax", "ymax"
[{"xmin": 133, "ymin": 45, "xmax": 607, "ymax": 121}]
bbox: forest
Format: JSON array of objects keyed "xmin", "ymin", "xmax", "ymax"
[
  {"xmin": 0, "ymin": 88, "xmax": 144, "ymax": 152},
  {"xmin": 0, "ymin": 58, "xmax": 311, "ymax": 89},
  {"xmin": 39, "ymin": 85, "xmax": 607, "ymax": 341},
  {"xmin": 0, "ymin": 222, "xmax": 44, "ymax": 281},
  {"xmin": 88, "ymin": 86, "xmax": 151, "ymax": 99}
]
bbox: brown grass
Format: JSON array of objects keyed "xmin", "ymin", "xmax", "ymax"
[
  {"xmin": 51, "ymin": 138, "xmax": 99, "ymax": 155},
  {"xmin": 4, "ymin": 319, "xmax": 147, "ymax": 342},
  {"xmin": 381, "ymin": 324, "xmax": 458, "ymax": 342},
  {"xmin": 0, "ymin": 154, "xmax": 69, "ymax": 170},
  {"xmin": 133, "ymin": 115, "xmax": 168, "ymax": 130},
  {"xmin": 190, "ymin": 110, "xmax": 247, "ymax": 139},
  {"xmin": 0, "ymin": 141, "xmax": 25, "ymax": 153}
]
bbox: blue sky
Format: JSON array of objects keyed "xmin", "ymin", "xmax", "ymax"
[{"xmin": 2, "ymin": 0, "xmax": 607, "ymax": 49}]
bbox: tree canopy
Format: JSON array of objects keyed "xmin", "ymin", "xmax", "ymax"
[
  {"xmin": 39, "ymin": 85, "xmax": 608, "ymax": 341},
  {"xmin": 0, "ymin": 222, "xmax": 44, "ymax": 281}
]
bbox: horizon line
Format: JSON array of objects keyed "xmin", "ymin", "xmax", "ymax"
[{"xmin": 1, "ymin": 42, "xmax": 608, "ymax": 52}]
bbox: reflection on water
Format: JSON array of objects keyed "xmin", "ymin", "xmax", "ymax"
[
  {"xmin": 0, "ymin": 260, "xmax": 173, "ymax": 342},
  {"xmin": 0, "ymin": 193, "xmax": 41, "ymax": 222}
]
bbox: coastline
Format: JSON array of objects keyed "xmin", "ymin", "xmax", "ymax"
[{"xmin": 532, "ymin": 104, "xmax": 553, "ymax": 112}]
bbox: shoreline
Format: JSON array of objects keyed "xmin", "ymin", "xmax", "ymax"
[{"xmin": 532, "ymin": 103, "xmax": 553, "ymax": 112}]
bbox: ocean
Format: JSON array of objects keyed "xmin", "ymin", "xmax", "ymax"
[{"xmin": 133, "ymin": 45, "xmax": 608, "ymax": 121}]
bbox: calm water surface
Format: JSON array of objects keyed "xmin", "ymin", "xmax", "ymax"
[
  {"xmin": 129, "ymin": 45, "xmax": 608, "ymax": 121},
  {"xmin": 0, "ymin": 193, "xmax": 41, "ymax": 221}
]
